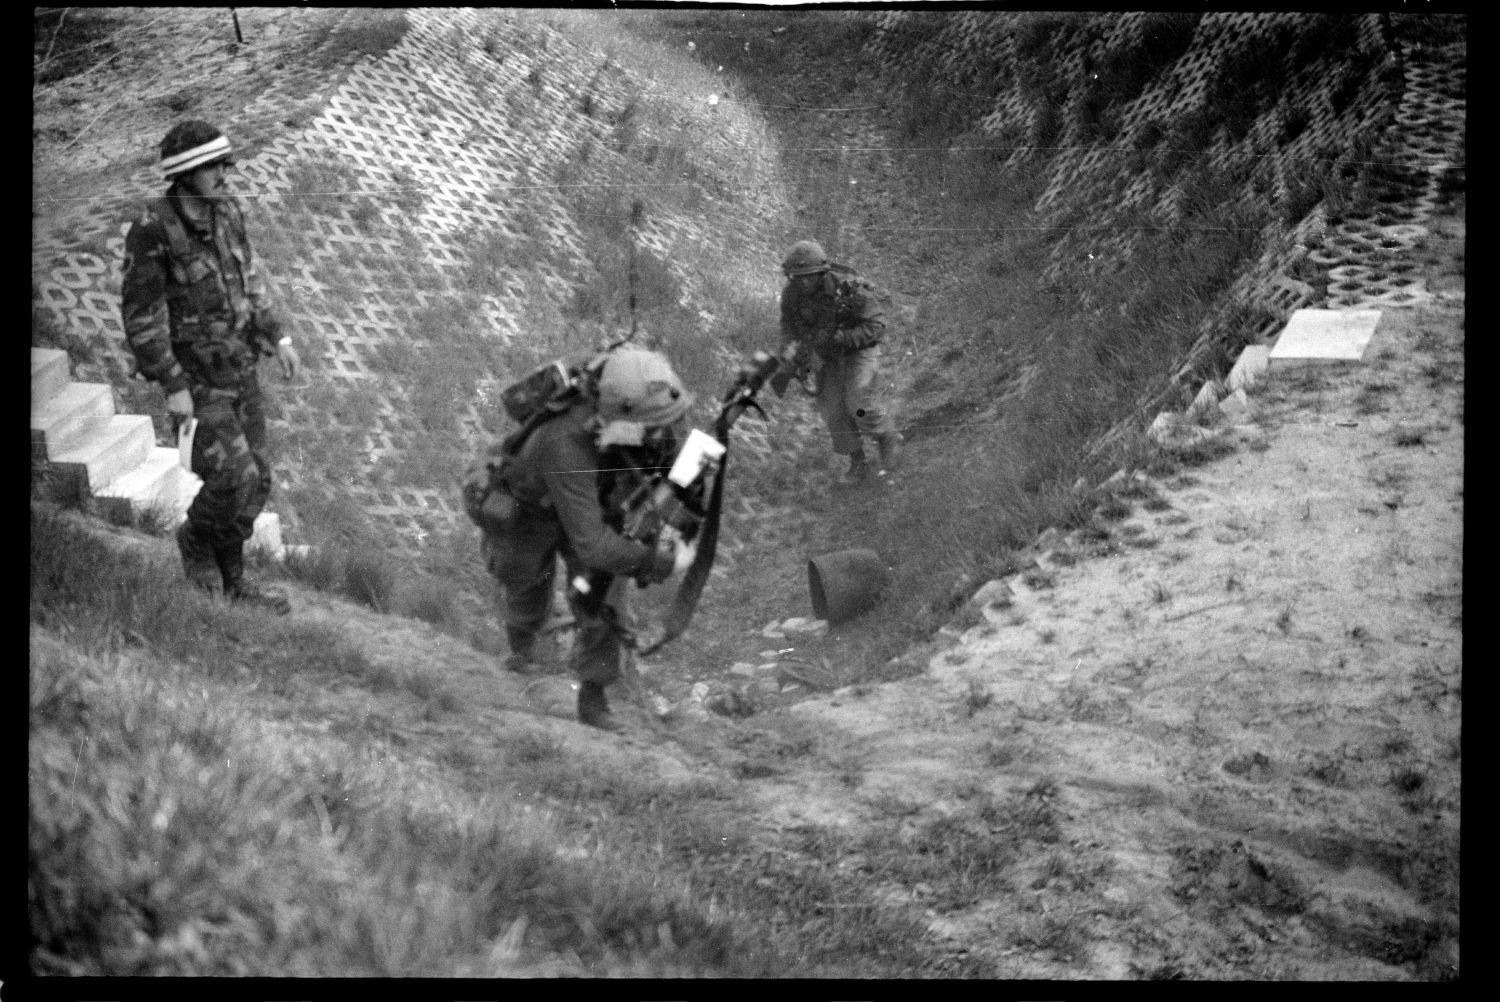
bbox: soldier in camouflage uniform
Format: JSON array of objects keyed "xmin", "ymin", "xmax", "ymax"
[
  {"xmin": 779, "ymin": 239, "xmax": 900, "ymax": 484},
  {"xmin": 462, "ymin": 347, "xmax": 697, "ymax": 731},
  {"xmin": 120, "ymin": 120, "xmax": 301, "ymax": 613}
]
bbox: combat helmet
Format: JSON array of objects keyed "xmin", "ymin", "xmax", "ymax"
[
  {"xmin": 594, "ymin": 346, "xmax": 694, "ymax": 427},
  {"xmin": 159, "ymin": 120, "xmax": 234, "ymax": 180},
  {"xmin": 782, "ymin": 239, "xmax": 829, "ymax": 277}
]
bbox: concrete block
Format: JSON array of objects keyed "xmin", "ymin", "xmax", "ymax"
[
  {"xmin": 94, "ymin": 448, "xmax": 192, "ymax": 524},
  {"xmin": 969, "ymin": 579, "xmax": 1014, "ymax": 609},
  {"xmin": 30, "ymin": 382, "xmax": 115, "ymax": 454},
  {"xmin": 31, "ymin": 347, "xmax": 70, "ymax": 403},
  {"xmin": 1269, "ymin": 308, "xmax": 1383, "ymax": 368},
  {"xmin": 1187, "ymin": 380, "xmax": 1222, "ymax": 422},
  {"xmin": 1227, "ymin": 345, "xmax": 1270, "ymax": 392},
  {"xmin": 1218, "ymin": 388, "xmax": 1253, "ymax": 424},
  {"xmin": 1147, "ymin": 411, "xmax": 1181, "ymax": 445},
  {"xmin": 1035, "ymin": 526, "xmax": 1065, "ymax": 551},
  {"xmin": 248, "ymin": 512, "xmax": 284, "ymax": 558},
  {"xmin": 49, "ymin": 414, "xmax": 155, "ymax": 495}
]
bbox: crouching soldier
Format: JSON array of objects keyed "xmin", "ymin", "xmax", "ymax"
[
  {"xmin": 778, "ymin": 240, "xmax": 900, "ymax": 484},
  {"xmin": 463, "ymin": 347, "xmax": 699, "ymax": 732},
  {"xmin": 120, "ymin": 120, "xmax": 301, "ymax": 613}
]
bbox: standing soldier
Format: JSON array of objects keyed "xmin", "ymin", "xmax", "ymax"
[
  {"xmin": 462, "ymin": 346, "xmax": 698, "ymax": 732},
  {"xmin": 120, "ymin": 120, "xmax": 301, "ymax": 613},
  {"xmin": 778, "ymin": 239, "xmax": 900, "ymax": 484}
]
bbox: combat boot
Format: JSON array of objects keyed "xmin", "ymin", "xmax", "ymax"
[
  {"xmin": 177, "ymin": 522, "xmax": 223, "ymax": 596},
  {"xmin": 577, "ymin": 680, "xmax": 622, "ymax": 732},
  {"xmin": 841, "ymin": 449, "xmax": 871, "ymax": 485},
  {"xmin": 503, "ymin": 628, "xmax": 542, "ymax": 675},
  {"xmin": 217, "ymin": 542, "xmax": 291, "ymax": 616}
]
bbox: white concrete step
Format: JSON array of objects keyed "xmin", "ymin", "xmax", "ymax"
[
  {"xmin": 31, "ymin": 382, "xmax": 115, "ymax": 455},
  {"xmin": 31, "ymin": 348, "xmax": 71, "ymax": 404},
  {"xmin": 248, "ymin": 511, "xmax": 285, "ymax": 559},
  {"xmin": 49, "ymin": 414, "xmax": 157, "ymax": 496},
  {"xmin": 1269, "ymin": 308, "xmax": 1383, "ymax": 368},
  {"xmin": 94, "ymin": 448, "xmax": 200, "ymax": 526}
]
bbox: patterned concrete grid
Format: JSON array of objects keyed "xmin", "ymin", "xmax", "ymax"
[
  {"xmin": 33, "ymin": 7, "xmax": 791, "ymax": 551},
  {"xmin": 1310, "ymin": 44, "xmax": 1466, "ymax": 309},
  {"xmin": 32, "ymin": 6, "xmax": 376, "ymax": 386},
  {"xmin": 860, "ymin": 11, "xmax": 1454, "ymax": 458}
]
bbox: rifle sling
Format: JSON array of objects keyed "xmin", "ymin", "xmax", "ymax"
[{"xmin": 634, "ymin": 423, "xmax": 729, "ymax": 657}]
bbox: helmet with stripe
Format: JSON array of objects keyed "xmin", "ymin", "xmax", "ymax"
[{"xmin": 159, "ymin": 120, "xmax": 234, "ymax": 181}]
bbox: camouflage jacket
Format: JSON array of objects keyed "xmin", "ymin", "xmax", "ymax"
[
  {"xmin": 779, "ymin": 265, "xmax": 887, "ymax": 361},
  {"xmin": 462, "ymin": 399, "xmax": 664, "ymax": 578},
  {"xmin": 120, "ymin": 187, "xmax": 282, "ymax": 394}
]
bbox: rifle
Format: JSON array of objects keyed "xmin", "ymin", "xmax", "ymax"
[
  {"xmin": 570, "ymin": 349, "xmax": 784, "ymax": 655},
  {"xmin": 768, "ymin": 339, "xmax": 817, "ymax": 397}
]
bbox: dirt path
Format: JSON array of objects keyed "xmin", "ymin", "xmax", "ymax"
[
  {"xmin": 720, "ymin": 209, "xmax": 1463, "ymax": 977},
  {"xmin": 637, "ymin": 17, "xmax": 1462, "ymax": 978}
]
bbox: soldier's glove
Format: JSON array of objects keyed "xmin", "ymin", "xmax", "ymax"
[
  {"xmin": 165, "ymin": 388, "xmax": 195, "ymax": 418},
  {"xmin": 640, "ymin": 537, "xmax": 679, "ymax": 585},
  {"xmin": 276, "ymin": 340, "xmax": 301, "ymax": 380},
  {"xmin": 672, "ymin": 537, "xmax": 698, "ymax": 575}
]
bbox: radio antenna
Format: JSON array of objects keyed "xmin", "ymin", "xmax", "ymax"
[
  {"xmin": 627, "ymin": 198, "xmax": 643, "ymax": 343},
  {"xmin": 607, "ymin": 198, "xmax": 645, "ymax": 352}
]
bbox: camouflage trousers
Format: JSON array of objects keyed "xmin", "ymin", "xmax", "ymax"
[
  {"xmin": 181, "ymin": 373, "xmax": 272, "ymax": 561},
  {"xmin": 484, "ymin": 507, "xmax": 631, "ymax": 687},
  {"xmin": 814, "ymin": 344, "xmax": 896, "ymax": 455}
]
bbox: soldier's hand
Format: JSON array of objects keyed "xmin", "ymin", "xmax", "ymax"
[
  {"xmin": 672, "ymin": 537, "xmax": 698, "ymax": 575},
  {"xmin": 276, "ymin": 340, "xmax": 301, "ymax": 381},
  {"xmin": 165, "ymin": 388, "xmax": 194, "ymax": 418}
]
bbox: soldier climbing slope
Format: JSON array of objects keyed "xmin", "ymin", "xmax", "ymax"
[
  {"xmin": 120, "ymin": 120, "xmax": 301, "ymax": 614},
  {"xmin": 463, "ymin": 346, "xmax": 700, "ymax": 732},
  {"xmin": 777, "ymin": 239, "xmax": 901, "ymax": 484}
]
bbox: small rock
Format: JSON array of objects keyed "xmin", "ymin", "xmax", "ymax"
[
  {"xmin": 785, "ymin": 619, "xmax": 828, "ymax": 637},
  {"xmin": 758, "ymin": 649, "xmax": 783, "ymax": 660},
  {"xmin": 760, "ymin": 621, "xmax": 787, "ymax": 639},
  {"xmin": 728, "ymin": 661, "xmax": 760, "ymax": 676},
  {"xmin": 689, "ymin": 681, "xmax": 711, "ymax": 702}
]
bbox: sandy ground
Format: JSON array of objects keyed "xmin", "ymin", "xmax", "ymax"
[{"xmin": 720, "ymin": 207, "xmax": 1462, "ymax": 979}]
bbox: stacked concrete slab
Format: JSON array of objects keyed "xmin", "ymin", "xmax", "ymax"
[{"xmin": 31, "ymin": 346, "xmax": 285, "ymax": 557}]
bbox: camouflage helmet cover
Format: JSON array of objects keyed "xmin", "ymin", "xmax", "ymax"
[
  {"xmin": 594, "ymin": 346, "xmax": 695, "ymax": 427},
  {"xmin": 782, "ymin": 239, "xmax": 829, "ymax": 276},
  {"xmin": 159, "ymin": 120, "xmax": 234, "ymax": 180}
]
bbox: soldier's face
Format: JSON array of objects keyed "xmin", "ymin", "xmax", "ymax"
[{"xmin": 181, "ymin": 160, "xmax": 231, "ymax": 202}]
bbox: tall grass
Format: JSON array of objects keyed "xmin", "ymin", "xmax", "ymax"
[
  {"xmin": 29, "ymin": 504, "xmax": 785, "ymax": 976},
  {"xmin": 32, "ymin": 499, "xmax": 1015, "ymax": 976}
]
